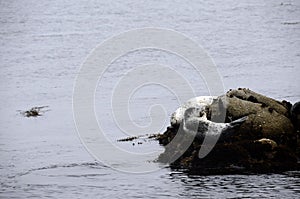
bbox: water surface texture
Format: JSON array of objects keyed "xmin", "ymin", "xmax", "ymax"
[{"xmin": 1, "ymin": 0, "xmax": 300, "ymax": 198}]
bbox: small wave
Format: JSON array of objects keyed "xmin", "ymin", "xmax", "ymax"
[
  {"xmin": 60, "ymin": 173, "xmax": 107, "ymax": 178},
  {"xmin": 282, "ymin": 22, "xmax": 300, "ymax": 25},
  {"xmin": 11, "ymin": 162, "xmax": 107, "ymax": 178}
]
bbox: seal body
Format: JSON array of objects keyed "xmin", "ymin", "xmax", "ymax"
[
  {"xmin": 170, "ymin": 96, "xmax": 217, "ymax": 127},
  {"xmin": 170, "ymin": 96, "xmax": 247, "ymax": 141},
  {"xmin": 182, "ymin": 107, "xmax": 247, "ymax": 141}
]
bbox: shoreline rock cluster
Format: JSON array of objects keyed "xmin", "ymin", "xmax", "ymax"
[{"xmin": 157, "ymin": 88, "xmax": 300, "ymax": 174}]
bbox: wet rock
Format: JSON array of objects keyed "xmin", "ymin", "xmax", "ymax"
[
  {"xmin": 255, "ymin": 138, "xmax": 278, "ymax": 150},
  {"xmin": 291, "ymin": 102, "xmax": 300, "ymax": 130}
]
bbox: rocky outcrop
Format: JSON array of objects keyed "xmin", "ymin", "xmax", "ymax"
[{"xmin": 157, "ymin": 88, "xmax": 299, "ymax": 174}]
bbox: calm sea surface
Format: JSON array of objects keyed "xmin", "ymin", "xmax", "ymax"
[{"xmin": 1, "ymin": 0, "xmax": 300, "ymax": 198}]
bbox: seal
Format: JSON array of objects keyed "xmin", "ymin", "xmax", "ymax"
[
  {"xmin": 182, "ymin": 107, "xmax": 247, "ymax": 141},
  {"xmin": 170, "ymin": 96, "xmax": 217, "ymax": 127},
  {"xmin": 158, "ymin": 89, "xmax": 299, "ymax": 174}
]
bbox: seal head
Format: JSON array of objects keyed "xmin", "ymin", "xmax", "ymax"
[{"xmin": 170, "ymin": 96, "xmax": 217, "ymax": 127}]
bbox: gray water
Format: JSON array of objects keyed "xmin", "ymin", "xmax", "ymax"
[{"xmin": 1, "ymin": 0, "xmax": 300, "ymax": 198}]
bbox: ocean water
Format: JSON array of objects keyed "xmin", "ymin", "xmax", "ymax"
[{"xmin": 0, "ymin": 0, "xmax": 300, "ymax": 198}]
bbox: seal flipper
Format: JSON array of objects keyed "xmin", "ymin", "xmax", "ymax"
[
  {"xmin": 220, "ymin": 116, "xmax": 248, "ymax": 139},
  {"xmin": 229, "ymin": 116, "xmax": 248, "ymax": 128}
]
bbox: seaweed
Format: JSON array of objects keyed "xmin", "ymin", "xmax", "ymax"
[{"xmin": 19, "ymin": 106, "xmax": 49, "ymax": 117}]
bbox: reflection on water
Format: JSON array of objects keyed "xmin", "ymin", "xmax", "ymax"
[
  {"xmin": 0, "ymin": 0, "xmax": 299, "ymax": 198},
  {"xmin": 2, "ymin": 161, "xmax": 299, "ymax": 198},
  {"xmin": 170, "ymin": 171, "xmax": 300, "ymax": 198}
]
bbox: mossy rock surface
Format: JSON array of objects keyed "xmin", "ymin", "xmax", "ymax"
[{"xmin": 208, "ymin": 88, "xmax": 296, "ymax": 147}]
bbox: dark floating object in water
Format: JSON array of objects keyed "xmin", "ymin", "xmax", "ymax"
[
  {"xmin": 282, "ymin": 21, "xmax": 300, "ymax": 25},
  {"xmin": 117, "ymin": 134, "xmax": 161, "ymax": 142},
  {"xmin": 117, "ymin": 136, "xmax": 138, "ymax": 142},
  {"xmin": 20, "ymin": 106, "xmax": 49, "ymax": 117}
]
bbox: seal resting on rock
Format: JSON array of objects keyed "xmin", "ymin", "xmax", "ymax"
[
  {"xmin": 158, "ymin": 88, "xmax": 300, "ymax": 174},
  {"xmin": 170, "ymin": 96, "xmax": 217, "ymax": 127},
  {"xmin": 182, "ymin": 107, "xmax": 247, "ymax": 141}
]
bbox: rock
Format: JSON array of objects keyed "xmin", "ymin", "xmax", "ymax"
[
  {"xmin": 227, "ymin": 88, "xmax": 290, "ymax": 116},
  {"xmin": 255, "ymin": 138, "xmax": 278, "ymax": 150},
  {"xmin": 157, "ymin": 88, "xmax": 299, "ymax": 174},
  {"xmin": 208, "ymin": 88, "xmax": 296, "ymax": 148},
  {"xmin": 291, "ymin": 102, "xmax": 300, "ymax": 130}
]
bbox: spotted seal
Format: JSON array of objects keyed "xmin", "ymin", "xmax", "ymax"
[
  {"xmin": 170, "ymin": 96, "xmax": 217, "ymax": 127},
  {"xmin": 170, "ymin": 96, "xmax": 247, "ymax": 141},
  {"xmin": 182, "ymin": 107, "xmax": 247, "ymax": 141}
]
